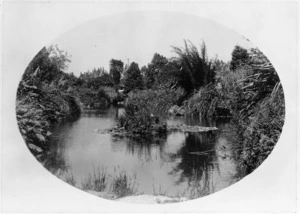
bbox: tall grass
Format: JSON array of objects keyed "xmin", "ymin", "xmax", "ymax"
[
  {"xmin": 81, "ymin": 167, "xmax": 108, "ymax": 191},
  {"xmin": 65, "ymin": 173, "xmax": 76, "ymax": 186},
  {"xmin": 184, "ymin": 66, "xmax": 253, "ymax": 119},
  {"xmin": 111, "ymin": 171, "xmax": 138, "ymax": 198},
  {"xmin": 80, "ymin": 167, "xmax": 138, "ymax": 199},
  {"xmin": 184, "ymin": 83, "xmax": 220, "ymax": 118}
]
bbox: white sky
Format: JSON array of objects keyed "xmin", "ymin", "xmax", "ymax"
[{"xmin": 50, "ymin": 11, "xmax": 254, "ymax": 76}]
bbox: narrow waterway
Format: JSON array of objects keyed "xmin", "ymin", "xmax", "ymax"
[{"xmin": 40, "ymin": 106, "xmax": 241, "ymax": 200}]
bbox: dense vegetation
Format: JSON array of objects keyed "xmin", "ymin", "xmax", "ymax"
[
  {"xmin": 16, "ymin": 40, "xmax": 284, "ymax": 175},
  {"xmin": 16, "ymin": 46, "xmax": 81, "ymax": 155},
  {"xmin": 183, "ymin": 45, "xmax": 284, "ymax": 174}
]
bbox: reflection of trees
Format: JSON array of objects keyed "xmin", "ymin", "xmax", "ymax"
[
  {"xmin": 110, "ymin": 134, "xmax": 168, "ymax": 163},
  {"xmin": 83, "ymin": 106, "xmax": 125, "ymax": 124},
  {"xmin": 126, "ymin": 135, "xmax": 167, "ymax": 162},
  {"xmin": 39, "ymin": 123, "xmax": 72, "ymax": 176},
  {"xmin": 126, "ymin": 141, "xmax": 153, "ymax": 162},
  {"xmin": 169, "ymin": 132, "xmax": 217, "ymax": 192},
  {"xmin": 83, "ymin": 106, "xmax": 115, "ymax": 118},
  {"xmin": 40, "ymin": 141, "xmax": 69, "ymax": 176}
]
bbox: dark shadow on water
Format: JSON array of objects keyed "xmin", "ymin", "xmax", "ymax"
[
  {"xmin": 168, "ymin": 132, "xmax": 217, "ymax": 185},
  {"xmin": 82, "ymin": 105, "xmax": 125, "ymax": 121},
  {"xmin": 111, "ymin": 133, "xmax": 168, "ymax": 163}
]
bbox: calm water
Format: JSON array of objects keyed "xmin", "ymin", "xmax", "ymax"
[{"xmin": 41, "ymin": 106, "xmax": 241, "ymax": 199}]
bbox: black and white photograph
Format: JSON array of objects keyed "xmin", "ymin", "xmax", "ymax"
[{"xmin": 1, "ymin": 1, "xmax": 298, "ymax": 212}]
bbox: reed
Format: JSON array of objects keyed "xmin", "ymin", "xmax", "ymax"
[
  {"xmin": 65, "ymin": 173, "xmax": 76, "ymax": 186},
  {"xmin": 111, "ymin": 171, "xmax": 138, "ymax": 198},
  {"xmin": 80, "ymin": 167, "xmax": 138, "ymax": 198},
  {"xmin": 184, "ymin": 83, "xmax": 220, "ymax": 118}
]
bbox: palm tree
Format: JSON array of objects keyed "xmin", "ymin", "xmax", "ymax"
[{"xmin": 172, "ymin": 40, "xmax": 215, "ymax": 93}]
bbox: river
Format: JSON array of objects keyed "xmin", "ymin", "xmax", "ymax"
[{"xmin": 39, "ymin": 106, "xmax": 241, "ymax": 202}]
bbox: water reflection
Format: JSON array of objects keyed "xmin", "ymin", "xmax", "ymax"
[
  {"xmin": 39, "ymin": 106, "xmax": 241, "ymax": 200},
  {"xmin": 170, "ymin": 132, "xmax": 216, "ymax": 183}
]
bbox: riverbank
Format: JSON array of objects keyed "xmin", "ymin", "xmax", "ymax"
[{"xmin": 16, "ymin": 90, "xmax": 81, "ymax": 155}]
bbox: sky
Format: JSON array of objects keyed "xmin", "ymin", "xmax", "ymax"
[{"xmin": 50, "ymin": 11, "xmax": 254, "ymax": 76}]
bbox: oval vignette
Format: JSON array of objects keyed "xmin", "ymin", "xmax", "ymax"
[{"xmin": 16, "ymin": 11, "xmax": 285, "ymax": 204}]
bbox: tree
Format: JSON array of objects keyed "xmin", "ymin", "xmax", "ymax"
[
  {"xmin": 172, "ymin": 40, "xmax": 215, "ymax": 93},
  {"xmin": 109, "ymin": 59, "xmax": 124, "ymax": 89},
  {"xmin": 17, "ymin": 45, "xmax": 72, "ymax": 98},
  {"xmin": 230, "ymin": 45, "xmax": 250, "ymax": 71},
  {"xmin": 79, "ymin": 67, "xmax": 106, "ymax": 80},
  {"xmin": 151, "ymin": 53, "xmax": 168, "ymax": 68},
  {"xmin": 123, "ymin": 62, "xmax": 143, "ymax": 93},
  {"xmin": 144, "ymin": 53, "xmax": 167, "ymax": 88},
  {"xmin": 47, "ymin": 45, "xmax": 71, "ymax": 71},
  {"xmin": 140, "ymin": 66, "xmax": 147, "ymax": 77},
  {"xmin": 154, "ymin": 60, "xmax": 181, "ymax": 89},
  {"xmin": 143, "ymin": 53, "xmax": 182, "ymax": 90}
]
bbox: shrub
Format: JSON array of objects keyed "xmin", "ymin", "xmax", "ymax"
[
  {"xmin": 123, "ymin": 62, "xmax": 144, "ymax": 93},
  {"xmin": 77, "ymin": 87, "xmax": 111, "ymax": 108},
  {"xmin": 123, "ymin": 101, "xmax": 167, "ymax": 136},
  {"xmin": 16, "ymin": 98, "xmax": 51, "ymax": 151},
  {"xmin": 16, "ymin": 82, "xmax": 81, "ymax": 153},
  {"xmin": 101, "ymin": 86, "xmax": 119, "ymax": 103},
  {"xmin": 120, "ymin": 88, "xmax": 184, "ymax": 136},
  {"xmin": 230, "ymin": 45, "xmax": 250, "ymax": 71}
]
